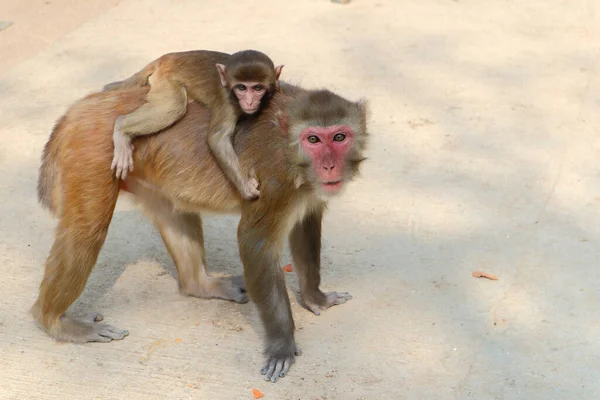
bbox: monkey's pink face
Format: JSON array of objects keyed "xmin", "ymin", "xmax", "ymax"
[
  {"xmin": 300, "ymin": 125, "xmax": 355, "ymax": 194},
  {"xmin": 233, "ymin": 82, "xmax": 267, "ymax": 114}
]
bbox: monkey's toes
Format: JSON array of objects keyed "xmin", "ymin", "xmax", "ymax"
[
  {"xmin": 324, "ymin": 291, "xmax": 353, "ymax": 305},
  {"xmin": 91, "ymin": 324, "xmax": 130, "ymax": 342},
  {"xmin": 71, "ymin": 311, "xmax": 105, "ymax": 323},
  {"xmin": 226, "ymin": 284, "xmax": 249, "ymax": 304},
  {"xmin": 219, "ymin": 275, "xmax": 249, "ymax": 303},
  {"xmin": 60, "ymin": 315, "xmax": 130, "ymax": 343},
  {"xmin": 303, "ymin": 291, "xmax": 353, "ymax": 315}
]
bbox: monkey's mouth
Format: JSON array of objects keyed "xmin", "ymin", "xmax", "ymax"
[
  {"xmin": 321, "ymin": 180, "xmax": 343, "ymax": 191},
  {"xmin": 242, "ymin": 107, "xmax": 260, "ymax": 115}
]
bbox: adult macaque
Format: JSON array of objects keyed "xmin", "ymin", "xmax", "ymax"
[
  {"xmin": 104, "ymin": 49, "xmax": 284, "ymax": 199},
  {"xmin": 34, "ymin": 82, "xmax": 368, "ymax": 382}
]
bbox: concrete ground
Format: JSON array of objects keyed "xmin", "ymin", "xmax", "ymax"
[{"xmin": 1, "ymin": 0, "xmax": 599, "ymax": 398}]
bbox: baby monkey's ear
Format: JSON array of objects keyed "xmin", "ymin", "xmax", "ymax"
[{"xmin": 215, "ymin": 64, "xmax": 228, "ymax": 87}]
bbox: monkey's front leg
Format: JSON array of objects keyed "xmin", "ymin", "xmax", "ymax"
[
  {"xmin": 238, "ymin": 219, "xmax": 301, "ymax": 382},
  {"xmin": 208, "ymin": 119, "xmax": 260, "ymax": 200},
  {"xmin": 289, "ymin": 208, "xmax": 352, "ymax": 316}
]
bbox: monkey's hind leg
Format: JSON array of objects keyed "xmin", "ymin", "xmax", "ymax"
[
  {"xmin": 111, "ymin": 76, "xmax": 188, "ymax": 180},
  {"xmin": 31, "ymin": 183, "xmax": 128, "ymax": 343},
  {"xmin": 131, "ymin": 181, "xmax": 248, "ymax": 303}
]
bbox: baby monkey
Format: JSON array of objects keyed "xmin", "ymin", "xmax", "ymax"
[{"xmin": 104, "ymin": 50, "xmax": 283, "ymax": 199}]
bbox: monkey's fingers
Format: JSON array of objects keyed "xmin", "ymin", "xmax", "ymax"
[
  {"xmin": 241, "ymin": 177, "xmax": 260, "ymax": 200},
  {"xmin": 279, "ymin": 358, "xmax": 292, "ymax": 378},
  {"xmin": 260, "ymin": 357, "xmax": 289, "ymax": 383},
  {"xmin": 110, "ymin": 155, "xmax": 118, "ymax": 171},
  {"xmin": 111, "ymin": 155, "xmax": 125, "ymax": 179},
  {"xmin": 116, "ymin": 164, "xmax": 127, "ymax": 180},
  {"xmin": 127, "ymin": 143, "xmax": 134, "ymax": 172},
  {"xmin": 111, "ymin": 142, "xmax": 134, "ymax": 180},
  {"xmin": 116, "ymin": 158, "xmax": 130, "ymax": 180},
  {"xmin": 248, "ymin": 188, "xmax": 260, "ymax": 199},
  {"xmin": 260, "ymin": 358, "xmax": 275, "ymax": 376}
]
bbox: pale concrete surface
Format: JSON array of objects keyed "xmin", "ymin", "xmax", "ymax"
[
  {"xmin": 1, "ymin": 0, "xmax": 599, "ymax": 399},
  {"xmin": 0, "ymin": 0, "xmax": 117, "ymax": 72}
]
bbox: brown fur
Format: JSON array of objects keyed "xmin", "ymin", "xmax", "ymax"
[{"xmin": 34, "ymin": 82, "xmax": 368, "ymax": 381}]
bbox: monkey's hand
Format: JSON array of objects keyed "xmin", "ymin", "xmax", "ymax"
[
  {"xmin": 240, "ymin": 173, "xmax": 260, "ymax": 200},
  {"xmin": 301, "ymin": 291, "xmax": 353, "ymax": 316},
  {"xmin": 111, "ymin": 130, "xmax": 135, "ymax": 180},
  {"xmin": 260, "ymin": 344, "xmax": 302, "ymax": 383}
]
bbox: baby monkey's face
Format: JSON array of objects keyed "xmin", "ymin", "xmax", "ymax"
[{"xmin": 232, "ymin": 82, "xmax": 267, "ymax": 114}]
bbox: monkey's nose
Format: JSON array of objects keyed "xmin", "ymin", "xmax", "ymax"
[{"xmin": 323, "ymin": 165, "xmax": 335, "ymax": 172}]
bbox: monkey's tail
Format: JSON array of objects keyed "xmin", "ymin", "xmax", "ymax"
[
  {"xmin": 102, "ymin": 62, "xmax": 157, "ymax": 91},
  {"xmin": 37, "ymin": 116, "xmax": 65, "ymax": 215}
]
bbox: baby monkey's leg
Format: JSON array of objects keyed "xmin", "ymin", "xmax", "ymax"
[{"xmin": 111, "ymin": 77, "xmax": 187, "ymax": 179}]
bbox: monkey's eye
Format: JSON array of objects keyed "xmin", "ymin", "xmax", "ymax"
[
  {"xmin": 235, "ymin": 84, "xmax": 247, "ymax": 91},
  {"xmin": 254, "ymin": 85, "xmax": 264, "ymax": 91},
  {"xmin": 307, "ymin": 135, "xmax": 320, "ymax": 144},
  {"xmin": 333, "ymin": 133, "xmax": 346, "ymax": 142}
]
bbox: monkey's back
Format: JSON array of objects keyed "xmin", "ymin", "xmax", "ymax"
[
  {"xmin": 39, "ymin": 82, "xmax": 307, "ymax": 216},
  {"xmin": 155, "ymin": 50, "xmax": 231, "ymax": 104}
]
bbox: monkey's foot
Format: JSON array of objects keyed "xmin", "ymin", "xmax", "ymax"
[
  {"xmin": 111, "ymin": 130, "xmax": 134, "ymax": 180},
  {"xmin": 260, "ymin": 345, "xmax": 302, "ymax": 383},
  {"xmin": 240, "ymin": 176, "xmax": 260, "ymax": 200},
  {"xmin": 181, "ymin": 275, "xmax": 249, "ymax": 304},
  {"xmin": 49, "ymin": 312, "xmax": 129, "ymax": 343},
  {"xmin": 301, "ymin": 291, "xmax": 353, "ymax": 316}
]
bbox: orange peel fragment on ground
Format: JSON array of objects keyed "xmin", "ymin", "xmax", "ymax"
[
  {"xmin": 282, "ymin": 263, "xmax": 293, "ymax": 272},
  {"xmin": 252, "ymin": 388, "xmax": 264, "ymax": 398},
  {"xmin": 472, "ymin": 271, "xmax": 499, "ymax": 280}
]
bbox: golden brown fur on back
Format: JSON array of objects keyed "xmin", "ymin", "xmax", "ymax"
[
  {"xmin": 37, "ymin": 88, "xmax": 152, "ymax": 216},
  {"xmin": 38, "ymin": 83, "xmax": 303, "ymax": 219}
]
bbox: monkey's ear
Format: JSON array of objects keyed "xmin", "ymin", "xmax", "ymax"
[
  {"xmin": 277, "ymin": 111, "xmax": 289, "ymax": 135},
  {"xmin": 215, "ymin": 64, "xmax": 228, "ymax": 87},
  {"xmin": 274, "ymin": 65, "xmax": 284, "ymax": 90},
  {"xmin": 358, "ymin": 98, "xmax": 369, "ymax": 120},
  {"xmin": 275, "ymin": 65, "xmax": 284, "ymax": 80}
]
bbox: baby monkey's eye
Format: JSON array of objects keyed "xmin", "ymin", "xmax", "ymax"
[
  {"xmin": 235, "ymin": 84, "xmax": 247, "ymax": 91},
  {"xmin": 254, "ymin": 85, "xmax": 264, "ymax": 91},
  {"xmin": 307, "ymin": 135, "xmax": 320, "ymax": 144},
  {"xmin": 333, "ymin": 133, "xmax": 346, "ymax": 142}
]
